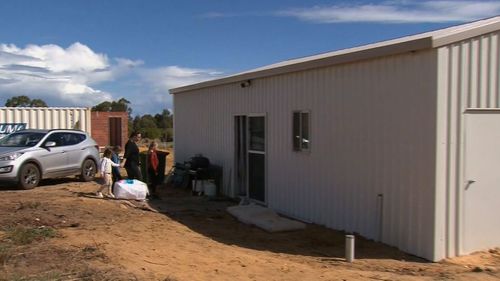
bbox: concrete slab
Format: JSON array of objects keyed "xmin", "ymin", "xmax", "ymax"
[{"xmin": 227, "ymin": 204, "xmax": 306, "ymax": 232}]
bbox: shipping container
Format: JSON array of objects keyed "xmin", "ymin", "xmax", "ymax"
[{"xmin": 0, "ymin": 107, "xmax": 91, "ymax": 138}]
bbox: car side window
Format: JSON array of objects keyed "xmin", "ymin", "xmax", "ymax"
[
  {"xmin": 25, "ymin": 133, "xmax": 44, "ymax": 146},
  {"xmin": 64, "ymin": 133, "xmax": 86, "ymax": 145},
  {"xmin": 44, "ymin": 133, "xmax": 66, "ymax": 147}
]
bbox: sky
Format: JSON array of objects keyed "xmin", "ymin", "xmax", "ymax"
[{"xmin": 0, "ymin": 0, "xmax": 499, "ymax": 116}]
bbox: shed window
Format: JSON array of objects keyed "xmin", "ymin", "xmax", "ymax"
[{"xmin": 293, "ymin": 111, "xmax": 310, "ymax": 151}]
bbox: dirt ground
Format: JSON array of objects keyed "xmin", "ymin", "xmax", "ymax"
[{"xmin": 1, "ymin": 156, "xmax": 500, "ymax": 280}]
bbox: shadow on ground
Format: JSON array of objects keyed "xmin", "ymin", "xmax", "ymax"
[
  {"xmin": 0, "ymin": 177, "xmax": 96, "ymax": 191},
  {"xmin": 144, "ymin": 184, "xmax": 428, "ymax": 263},
  {"xmin": 0, "ymin": 177, "xmax": 429, "ymax": 263}
]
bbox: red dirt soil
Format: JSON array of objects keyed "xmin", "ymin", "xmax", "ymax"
[{"xmin": 0, "ymin": 153, "xmax": 499, "ymax": 280}]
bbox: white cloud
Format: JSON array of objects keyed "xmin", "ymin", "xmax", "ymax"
[
  {"xmin": 141, "ymin": 65, "xmax": 221, "ymax": 91},
  {"xmin": 200, "ymin": 12, "xmax": 232, "ymax": 19},
  {"xmin": 0, "ymin": 42, "xmax": 222, "ymax": 115},
  {"xmin": 2, "ymin": 42, "xmax": 108, "ymax": 73},
  {"xmin": 0, "ymin": 42, "xmax": 143, "ymax": 106},
  {"xmin": 278, "ymin": 1, "xmax": 500, "ymax": 24},
  {"xmin": 131, "ymin": 65, "xmax": 223, "ymax": 114}
]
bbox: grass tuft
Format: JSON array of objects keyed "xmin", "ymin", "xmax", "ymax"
[
  {"xmin": 0, "ymin": 243, "xmax": 12, "ymax": 265},
  {"xmin": 77, "ymin": 266, "xmax": 100, "ymax": 279},
  {"xmin": 16, "ymin": 201, "xmax": 41, "ymax": 210},
  {"xmin": 3, "ymin": 272, "xmax": 62, "ymax": 281},
  {"xmin": 5, "ymin": 226, "xmax": 56, "ymax": 245},
  {"xmin": 80, "ymin": 245, "xmax": 107, "ymax": 261}
]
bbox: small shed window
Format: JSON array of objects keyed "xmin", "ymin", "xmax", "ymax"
[{"xmin": 293, "ymin": 111, "xmax": 310, "ymax": 151}]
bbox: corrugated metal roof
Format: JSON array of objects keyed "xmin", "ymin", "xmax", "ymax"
[{"xmin": 170, "ymin": 16, "xmax": 500, "ymax": 94}]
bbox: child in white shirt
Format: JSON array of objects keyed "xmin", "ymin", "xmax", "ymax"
[{"xmin": 97, "ymin": 148, "xmax": 121, "ymax": 198}]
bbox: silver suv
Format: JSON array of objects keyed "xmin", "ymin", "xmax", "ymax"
[{"xmin": 0, "ymin": 129, "xmax": 100, "ymax": 189}]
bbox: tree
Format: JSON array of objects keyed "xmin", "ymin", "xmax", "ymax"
[
  {"xmin": 91, "ymin": 101, "xmax": 112, "ymax": 112},
  {"xmin": 92, "ymin": 98, "xmax": 131, "ymax": 113},
  {"xmin": 29, "ymin": 99, "xmax": 48, "ymax": 107},
  {"xmin": 154, "ymin": 109, "xmax": 173, "ymax": 129},
  {"xmin": 5, "ymin": 95, "xmax": 47, "ymax": 107},
  {"xmin": 5, "ymin": 95, "xmax": 30, "ymax": 107},
  {"xmin": 153, "ymin": 109, "xmax": 173, "ymax": 142},
  {"xmin": 111, "ymin": 98, "xmax": 131, "ymax": 114},
  {"xmin": 92, "ymin": 98, "xmax": 134, "ymax": 131},
  {"xmin": 132, "ymin": 115, "xmax": 140, "ymax": 127},
  {"xmin": 134, "ymin": 114, "xmax": 158, "ymax": 139}
]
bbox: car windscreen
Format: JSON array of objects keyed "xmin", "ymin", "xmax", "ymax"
[{"xmin": 0, "ymin": 132, "xmax": 46, "ymax": 147}]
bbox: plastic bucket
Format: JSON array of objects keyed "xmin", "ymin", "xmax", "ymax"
[
  {"xmin": 192, "ymin": 180, "xmax": 204, "ymax": 192},
  {"xmin": 204, "ymin": 181, "xmax": 217, "ymax": 197}
]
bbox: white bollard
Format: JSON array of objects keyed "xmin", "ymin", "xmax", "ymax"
[{"xmin": 345, "ymin": 234, "xmax": 355, "ymax": 262}]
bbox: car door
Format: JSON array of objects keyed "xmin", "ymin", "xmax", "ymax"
[
  {"xmin": 38, "ymin": 132, "xmax": 69, "ymax": 176},
  {"xmin": 64, "ymin": 132, "xmax": 86, "ymax": 171}
]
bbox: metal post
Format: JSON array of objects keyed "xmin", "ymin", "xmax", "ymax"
[
  {"xmin": 377, "ymin": 193, "xmax": 384, "ymax": 242},
  {"xmin": 345, "ymin": 234, "xmax": 355, "ymax": 262}
]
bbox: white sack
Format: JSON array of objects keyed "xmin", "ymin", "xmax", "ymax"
[{"xmin": 114, "ymin": 179, "xmax": 149, "ymax": 200}]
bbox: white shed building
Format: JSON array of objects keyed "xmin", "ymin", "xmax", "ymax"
[{"xmin": 170, "ymin": 17, "xmax": 500, "ymax": 261}]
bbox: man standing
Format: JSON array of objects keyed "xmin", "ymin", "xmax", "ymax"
[{"xmin": 123, "ymin": 131, "xmax": 142, "ymax": 180}]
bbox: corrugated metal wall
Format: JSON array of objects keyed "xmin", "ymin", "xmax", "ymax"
[
  {"xmin": 436, "ymin": 30, "xmax": 500, "ymax": 260},
  {"xmin": 174, "ymin": 50, "xmax": 438, "ymax": 260},
  {"xmin": 0, "ymin": 107, "xmax": 92, "ymax": 132}
]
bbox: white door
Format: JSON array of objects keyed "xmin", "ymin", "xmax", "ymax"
[{"xmin": 463, "ymin": 111, "xmax": 500, "ymax": 254}]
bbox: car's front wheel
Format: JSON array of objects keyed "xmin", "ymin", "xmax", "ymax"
[
  {"xmin": 19, "ymin": 163, "xmax": 40, "ymax": 189},
  {"xmin": 80, "ymin": 159, "xmax": 96, "ymax": 182}
]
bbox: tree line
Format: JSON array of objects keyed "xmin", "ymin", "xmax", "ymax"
[
  {"xmin": 4, "ymin": 95, "xmax": 173, "ymax": 142},
  {"xmin": 5, "ymin": 95, "xmax": 48, "ymax": 107}
]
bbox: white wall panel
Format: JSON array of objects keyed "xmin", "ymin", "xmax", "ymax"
[{"xmin": 436, "ymin": 31, "xmax": 500, "ymax": 260}]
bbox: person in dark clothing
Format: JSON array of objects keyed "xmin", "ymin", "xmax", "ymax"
[
  {"xmin": 123, "ymin": 131, "xmax": 142, "ymax": 180},
  {"xmin": 111, "ymin": 145, "xmax": 122, "ymax": 190},
  {"xmin": 147, "ymin": 141, "xmax": 161, "ymax": 199}
]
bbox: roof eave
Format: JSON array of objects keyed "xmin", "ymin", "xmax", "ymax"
[
  {"xmin": 171, "ymin": 17, "xmax": 500, "ymax": 95},
  {"xmin": 432, "ymin": 20, "xmax": 500, "ymax": 48},
  {"xmin": 170, "ymin": 37, "xmax": 433, "ymax": 94}
]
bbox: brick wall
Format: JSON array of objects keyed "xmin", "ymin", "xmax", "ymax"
[{"xmin": 91, "ymin": 111, "xmax": 129, "ymax": 148}]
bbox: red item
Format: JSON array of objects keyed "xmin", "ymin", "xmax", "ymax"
[{"xmin": 150, "ymin": 150, "xmax": 159, "ymax": 172}]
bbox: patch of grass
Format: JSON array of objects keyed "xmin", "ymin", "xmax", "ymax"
[
  {"xmin": 3, "ymin": 272, "xmax": 63, "ymax": 281},
  {"xmin": 81, "ymin": 245, "xmax": 107, "ymax": 261},
  {"xmin": 16, "ymin": 201, "xmax": 41, "ymax": 210},
  {"xmin": 4, "ymin": 226, "xmax": 57, "ymax": 245},
  {"xmin": 82, "ymin": 245, "xmax": 97, "ymax": 253},
  {"xmin": 0, "ymin": 243, "xmax": 12, "ymax": 265},
  {"xmin": 77, "ymin": 267, "xmax": 100, "ymax": 279}
]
